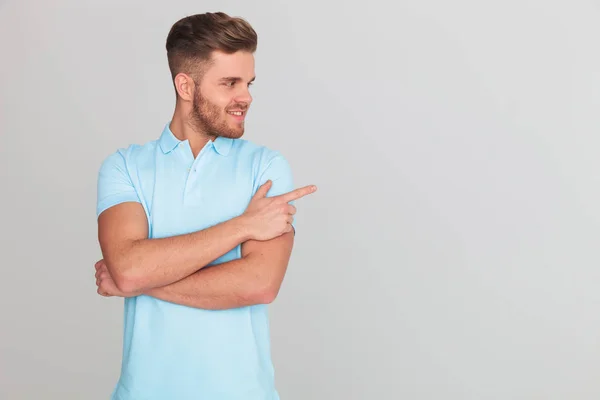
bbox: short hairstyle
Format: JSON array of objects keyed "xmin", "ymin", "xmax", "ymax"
[{"xmin": 165, "ymin": 12, "xmax": 258, "ymax": 82}]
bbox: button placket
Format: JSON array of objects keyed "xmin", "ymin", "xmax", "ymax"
[{"xmin": 184, "ymin": 143, "xmax": 211, "ymax": 201}]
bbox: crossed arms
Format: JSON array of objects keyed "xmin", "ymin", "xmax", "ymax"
[{"xmin": 95, "ymin": 180, "xmax": 316, "ymax": 310}]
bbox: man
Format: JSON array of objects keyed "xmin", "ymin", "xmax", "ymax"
[{"xmin": 93, "ymin": 12, "xmax": 316, "ymax": 400}]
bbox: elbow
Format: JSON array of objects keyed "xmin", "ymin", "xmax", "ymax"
[
  {"xmin": 253, "ymin": 280, "xmax": 281, "ymax": 305},
  {"xmin": 256, "ymin": 290, "xmax": 276, "ymax": 305},
  {"xmin": 114, "ymin": 274, "xmax": 142, "ymax": 295},
  {"xmin": 106, "ymin": 259, "xmax": 144, "ymax": 294}
]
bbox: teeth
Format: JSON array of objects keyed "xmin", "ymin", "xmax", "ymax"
[{"xmin": 228, "ymin": 111, "xmax": 243, "ymax": 116}]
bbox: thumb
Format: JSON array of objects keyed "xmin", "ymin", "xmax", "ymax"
[{"xmin": 252, "ymin": 180, "xmax": 272, "ymax": 199}]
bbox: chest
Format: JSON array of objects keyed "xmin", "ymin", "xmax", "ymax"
[{"xmin": 135, "ymin": 154, "xmax": 256, "ymax": 240}]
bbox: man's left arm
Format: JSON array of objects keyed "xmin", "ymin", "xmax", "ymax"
[
  {"xmin": 148, "ymin": 231, "xmax": 293, "ymax": 308},
  {"xmin": 95, "ymin": 229, "xmax": 294, "ymax": 309}
]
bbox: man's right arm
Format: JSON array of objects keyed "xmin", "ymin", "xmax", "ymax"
[
  {"xmin": 97, "ymin": 202, "xmax": 252, "ymax": 294},
  {"xmin": 96, "ymin": 151, "xmax": 255, "ymax": 294}
]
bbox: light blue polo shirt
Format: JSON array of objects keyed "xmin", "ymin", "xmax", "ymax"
[{"xmin": 96, "ymin": 122, "xmax": 296, "ymax": 400}]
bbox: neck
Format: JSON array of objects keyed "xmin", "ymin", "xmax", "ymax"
[{"xmin": 169, "ymin": 104, "xmax": 214, "ymax": 158}]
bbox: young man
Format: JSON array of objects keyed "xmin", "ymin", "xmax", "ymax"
[{"xmin": 93, "ymin": 12, "xmax": 316, "ymax": 400}]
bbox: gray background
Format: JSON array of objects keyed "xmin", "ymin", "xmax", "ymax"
[{"xmin": 1, "ymin": 0, "xmax": 599, "ymax": 399}]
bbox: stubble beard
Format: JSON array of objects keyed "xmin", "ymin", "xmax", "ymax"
[{"xmin": 189, "ymin": 89, "xmax": 245, "ymax": 140}]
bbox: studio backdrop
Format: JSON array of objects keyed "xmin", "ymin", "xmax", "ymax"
[{"xmin": 1, "ymin": 0, "xmax": 599, "ymax": 399}]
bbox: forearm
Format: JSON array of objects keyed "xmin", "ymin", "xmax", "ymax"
[
  {"xmin": 106, "ymin": 216, "xmax": 252, "ymax": 293},
  {"xmin": 142, "ymin": 254, "xmax": 276, "ymax": 310}
]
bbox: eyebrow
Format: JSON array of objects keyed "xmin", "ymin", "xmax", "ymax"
[{"xmin": 219, "ymin": 76, "xmax": 256, "ymax": 83}]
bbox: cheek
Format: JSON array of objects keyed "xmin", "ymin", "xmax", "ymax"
[
  {"xmin": 211, "ymin": 88, "xmax": 235, "ymax": 106},
  {"xmin": 221, "ymin": 94, "xmax": 237, "ymax": 108},
  {"xmin": 210, "ymin": 96, "xmax": 232, "ymax": 113},
  {"xmin": 198, "ymin": 86, "xmax": 227, "ymax": 106}
]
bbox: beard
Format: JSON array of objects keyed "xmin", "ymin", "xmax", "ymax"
[{"xmin": 189, "ymin": 88, "xmax": 247, "ymax": 139}]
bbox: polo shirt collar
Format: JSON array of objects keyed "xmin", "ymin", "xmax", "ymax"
[
  {"xmin": 212, "ymin": 136, "xmax": 233, "ymax": 156},
  {"xmin": 159, "ymin": 123, "xmax": 180, "ymax": 153},
  {"xmin": 159, "ymin": 123, "xmax": 233, "ymax": 156}
]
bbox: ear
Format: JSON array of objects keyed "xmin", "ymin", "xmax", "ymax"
[{"xmin": 173, "ymin": 73, "xmax": 195, "ymax": 102}]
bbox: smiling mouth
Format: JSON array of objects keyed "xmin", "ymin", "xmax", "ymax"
[{"xmin": 227, "ymin": 110, "xmax": 245, "ymax": 116}]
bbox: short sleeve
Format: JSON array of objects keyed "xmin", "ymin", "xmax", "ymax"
[
  {"xmin": 256, "ymin": 153, "xmax": 297, "ymax": 231},
  {"xmin": 96, "ymin": 151, "xmax": 141, "ymax": 217}
]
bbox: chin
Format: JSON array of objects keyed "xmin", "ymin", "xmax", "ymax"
[
  {"xmin": 228, "ymin": 126, "xmax": 245, "ymax": 138},
  {"xmin": 219, "ymin": 130, "xmax": 244, "ymax": 139}
]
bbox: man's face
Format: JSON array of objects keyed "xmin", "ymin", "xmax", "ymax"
[{"xmin": 189, "ymin": 50, "xmax": 255, "ymax": 139}]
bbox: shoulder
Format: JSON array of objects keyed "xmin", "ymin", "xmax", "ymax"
[
  {"xmin": 231, "ymin": 138, "xmax": 290, "ymax": 170},
  {"xmin": 231, "ymin": 139, "xmax": 294, "ymax": 197},
  {"xmin": 96, "ymin": 140, "xmax": 158, "ymax": 217},
  {"xmin": 98, "ymin": 139, "xmax": 158, "ymax": 175}
]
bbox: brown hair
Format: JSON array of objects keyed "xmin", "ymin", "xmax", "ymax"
[{"xmin": 166, "ymin": 12, "xmax": 258, "ymax": 82}]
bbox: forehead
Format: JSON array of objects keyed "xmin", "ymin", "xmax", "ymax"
[{"xmin": 203, "ymin": 50, "xmax": 255, "ymax": 80}]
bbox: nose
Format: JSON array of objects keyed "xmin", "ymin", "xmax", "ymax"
[{"xmin": 235, "ymin": 86, "xmax": 253, "ymax": 106}]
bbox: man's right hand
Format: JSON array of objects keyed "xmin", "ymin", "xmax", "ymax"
[{"xmin": 240, "ymin": 180, "xmax": 317, "ymax": 241}]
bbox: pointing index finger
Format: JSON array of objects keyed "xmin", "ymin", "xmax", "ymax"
[{"xmin": 276, "ymin": 185, "xmax": 317, "ymax": 203}]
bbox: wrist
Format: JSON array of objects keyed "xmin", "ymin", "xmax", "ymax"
[{"xmin": 232, "ymin": 214, "xmax": 254, "ymax": 242}]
